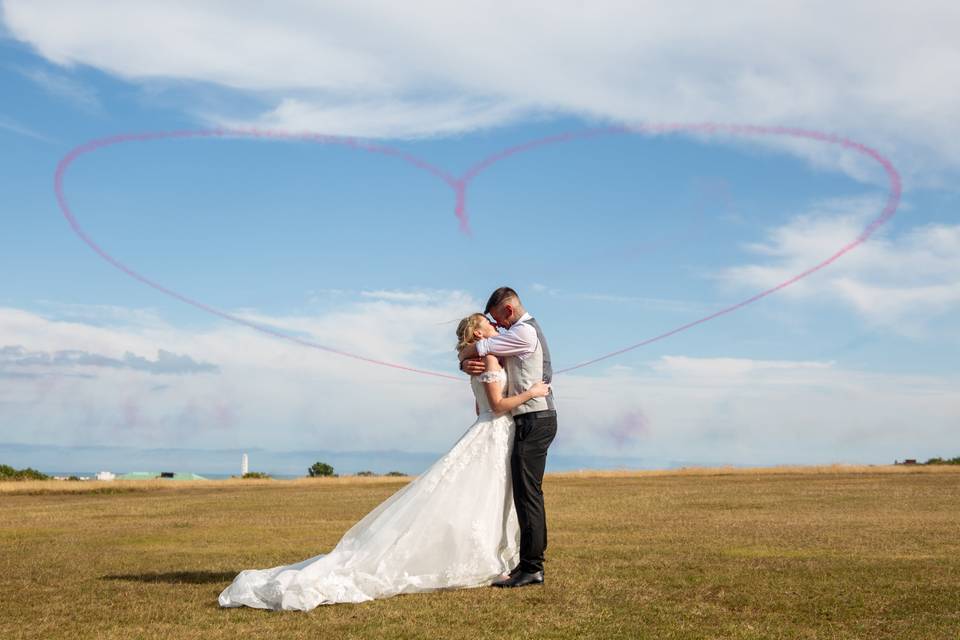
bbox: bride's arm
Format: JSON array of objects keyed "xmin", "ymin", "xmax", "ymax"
[{"xmin": 481, "ymin": 355, "xmax": 549, "ymax": 415}]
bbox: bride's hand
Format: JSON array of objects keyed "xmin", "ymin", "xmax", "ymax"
[{"xmin": 528, "ymin": 382, "xmax": 550, "ymax": 398}]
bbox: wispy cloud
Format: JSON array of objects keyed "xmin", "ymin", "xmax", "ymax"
[
  {"xmin": 0, "ymin": 344, "xmax": 219, "ymax": 375},
  {"xmin": 359, "ymin": 289, "xmax": 454, "ymax": 304},
  {"xmin": 530, "ymin": 282, "xmax": 709, "ymax": 314},
  {"xmin": 33, "ymin": 300, "xmax": 167, "ymax": 328},
  {"xmin": 0, "ymin": 113, "xmax": 56, "ymax": 143},
  {"xmin": 16, "ymin": 66, "xmax": 100, "ymax": 112},
  {"xmin": 0, "ymin": 370, "xmax": 96, "ymax": 380}
]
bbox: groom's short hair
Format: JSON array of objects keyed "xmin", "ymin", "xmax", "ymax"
[{"xmin": 485, "ymin": 287, "xmax": 520, "ymax": 314}]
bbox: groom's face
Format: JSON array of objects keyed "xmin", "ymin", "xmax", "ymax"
[{"xmin": 488, "ymin": 300, "xmax": 515, "ymax": 329}]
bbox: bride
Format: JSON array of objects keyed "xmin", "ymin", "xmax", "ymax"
[{"xmin": 218, "ymin": 313, "xmax": 550, "ymax": 610}]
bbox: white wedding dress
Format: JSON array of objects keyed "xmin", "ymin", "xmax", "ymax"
[{"xmin": 218, "ymin": 369, "xmax": 520, "ymax": 610}]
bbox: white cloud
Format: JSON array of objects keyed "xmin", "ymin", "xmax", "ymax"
[
  {"xmin": 2, "ymin": 300, "xmax": 957, "ymax": 465},
  {"xmin": 653, "ymin": 355, "xmax": 834, "ymax": 378},
  {"xmin": 556, "ymin": 356, "xmax": 960, "ymax": 464},
  {"xmin": 218, "ymin": 96, "xmax": 531, "ymax": 139},
  {"xmin": 3, "ymin": 1, "xmax": 960, "ymax": 180},
  {"xmin": 229, "ymin": 288, "xmax": 477, "ymax": 363},
  {"xmin": 0, "ymin": 292, "xmax": 480, "ymax": 451},
  {"xmin": 717, "ymin": 196, "xmax": 960, "ymax": 335}
]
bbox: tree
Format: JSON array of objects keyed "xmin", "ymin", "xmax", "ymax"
[
  {"xmin": 242, "ymin": 471, "xmax": 271, "ymax": 479},
  {"xmin": 355, "ymin": 470, "xmax": 375, "ymax": 477},
  {"xmin": 0, "ymin": 464, "xmax": 50, "ymax": 481},
  {"xmin": 308, "ymin": 461, "xmax": 335, "ymax": 477},
  {"xmin": 385, "ymin": 471, "xmax": 407, "ymax": 477}
]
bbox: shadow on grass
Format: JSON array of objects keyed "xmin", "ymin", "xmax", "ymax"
[{"xmin": 101, "ymin": 570, "xmax": 237, "ymax": 584}]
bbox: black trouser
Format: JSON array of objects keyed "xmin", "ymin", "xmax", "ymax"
[{"xmin": 511, "ymin": 409, "xmax": 557, "ymax": 574}]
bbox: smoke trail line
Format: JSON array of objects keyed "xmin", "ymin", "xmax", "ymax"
[
  {"xmin": 53, "ymin": 124, "xmax": 901, "ymax": 378},
  {"xmin": 53, "ymin": 129, "xmax": 461, "ymax": 380}
]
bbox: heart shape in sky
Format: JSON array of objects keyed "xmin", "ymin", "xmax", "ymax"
[{"xmin": 53, "ymin": 124, "xmax": 901, "ymax": 380}]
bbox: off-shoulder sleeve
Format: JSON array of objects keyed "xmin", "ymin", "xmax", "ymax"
[{"xmin": 478, "ymin": 370, "xmax": 506, "ymax": 383}]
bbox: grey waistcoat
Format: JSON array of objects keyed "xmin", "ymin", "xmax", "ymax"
[{"xmin": 504, "ymin": 316, "xmax": 556, "ymax": 416}]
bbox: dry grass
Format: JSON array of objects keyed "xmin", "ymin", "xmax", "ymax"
[
  {"xmin": 2, "ymin": 467, "xmax": 959, "ymax": 639},
  {"xmin": 549, "ymin": 463, "xmax": 960, "ymax": 479},
  {"xmin": 3, "ymin": 464, "xmax": 953, "ymax": 496},
  {"xmin": 0, "ymin": 474, "xmax": 411, "ymax": 496}
]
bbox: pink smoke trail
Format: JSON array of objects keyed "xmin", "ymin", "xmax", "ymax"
[
  {"xmin": 607, "ymin": 409, "xmax": 651, "ymax": 447},
  {"xmin": 545, "ymin": 125, "xmax": 902, "ymax": 372},
  {"xmin": 53, "ymin": 129, "xmax": 462, "ymax": 380},
  {"xmin": 53, "ymin": 124, "xmax": 901, "ymax": 378}
]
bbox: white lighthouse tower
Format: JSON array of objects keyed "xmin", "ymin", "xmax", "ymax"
[{"xmin": 241, "ymin": 453, "xmax": 249, "ymax": 476}]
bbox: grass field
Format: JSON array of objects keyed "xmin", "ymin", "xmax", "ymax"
[{"xmin": 2, "ymin": 465, "xmax": 959, "ymax": 639}]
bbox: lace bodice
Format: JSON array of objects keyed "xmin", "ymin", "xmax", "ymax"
[{"xmin": 470, "ymin": 369, "xmax": 507, "ymax": 414}]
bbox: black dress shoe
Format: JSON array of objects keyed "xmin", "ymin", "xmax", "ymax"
[{"xmin": 491, "ymin": 570, "xmax": 544, "ymax": 588}]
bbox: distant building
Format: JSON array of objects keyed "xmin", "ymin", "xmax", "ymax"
[
  {"xmin": 116, "ymin": 471, "xmax": 209, "ymax": 480},
  {"xmin": 96, "ymin": 471, "xmax": 116, "ymax": 481},
  {"xmin": 242, "ymin": 453, "xmax": 249, "ymax": 476}
]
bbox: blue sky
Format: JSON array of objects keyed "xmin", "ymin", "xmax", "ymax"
[{"xmin": 1, "ymin": 2, "xmax": 958, "ymax": 475}]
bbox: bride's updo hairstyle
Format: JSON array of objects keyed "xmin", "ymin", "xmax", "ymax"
[{"xmin": 455, "ymin": 313, "xmax": 487, "ymax": 352}]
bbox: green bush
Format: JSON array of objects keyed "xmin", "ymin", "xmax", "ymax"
[
  {"xmin": 308, "ymin": 462, "xmax": 335, "ymax": 477},
  {"xmin": 241, "ymin": 471, "xmax": 271, "ymax": 479},
  {"xmin": 355, "ymin": 470, "xmax": 375, "ymax": 477},
  {"xmin": 385, "ymin": 471, "xmax": 407, "ymax": 477},
  {"xmin": 924, "ymin": 456, "xmax": 960, "ymax": 465}
]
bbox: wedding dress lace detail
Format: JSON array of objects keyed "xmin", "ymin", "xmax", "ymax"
[
  {"xmin": 478, "ymin": 370, "xmax": 507, "ymax": 384},
  {"xmin": 218, "ymin": 370, "xmax": 519, "ymax": 611}
]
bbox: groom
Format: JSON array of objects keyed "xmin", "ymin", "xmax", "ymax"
[{"xmin": 459, "ymin": 286, "xmax": 557, "ymax": 588}]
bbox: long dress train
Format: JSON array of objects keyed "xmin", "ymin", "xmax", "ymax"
[{"xmin": 218, "ymin": 369, "xmax": 519, "ymax": 610}]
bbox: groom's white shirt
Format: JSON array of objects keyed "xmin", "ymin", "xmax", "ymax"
[{"xmin": 476, "ymin": 312, "xmax": 537, "ymax": 361}]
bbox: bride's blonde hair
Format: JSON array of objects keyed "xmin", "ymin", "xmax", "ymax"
[{"xmin": 455, "ymin": 313, "xmax": 487, "ymax": 352}]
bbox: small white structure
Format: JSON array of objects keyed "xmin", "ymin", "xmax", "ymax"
[
  {"xmin": 241, "ymin": 453, "xmax": 249, "ymax": 476},
  {"xmin": 96, "ymin": 471, "xmax": 116, "ymax": 481}
]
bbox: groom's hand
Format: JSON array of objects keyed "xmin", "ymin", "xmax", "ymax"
[{"xmin": 460, "ymin": 357, "xmax": 485, "ymax": 376}]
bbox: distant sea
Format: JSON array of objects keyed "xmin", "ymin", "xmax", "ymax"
[{"xmin": 7, "ymin": 442, "xmax": 717, "ymax": 479}]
